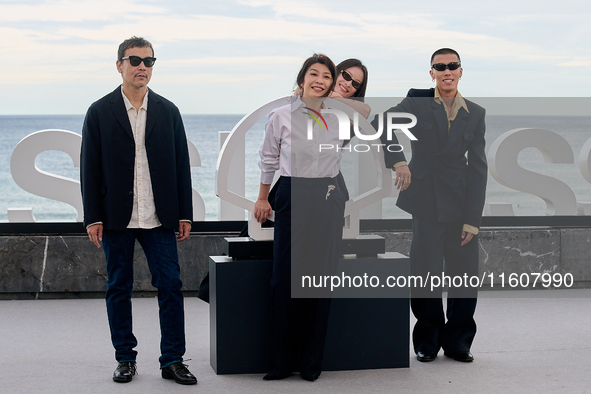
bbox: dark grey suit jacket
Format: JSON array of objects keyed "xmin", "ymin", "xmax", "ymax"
[{"xmin": 376, "ymin": 88, "xmax": 487, "ymax": 228}]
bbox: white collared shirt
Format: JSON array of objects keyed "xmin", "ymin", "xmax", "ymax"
[
  {"xmin": 121, "ymin": 87, "xmax": 161, "ymax": 229},
  {"xmin": 258, "ymin": 96, "xmax": 342, "ymax": 184}
]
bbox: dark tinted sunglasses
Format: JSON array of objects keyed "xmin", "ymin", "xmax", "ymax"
[
  {"xmin": 120, "ymin": 56, "xmax": 157, "ymax": 67},
  {"xmin": 341, "ymin": 70, "xmax": 362, "ymax": 90},
  {"xmin": 431, "ymin": 62, "xmax": 461, "ymax": 71}
]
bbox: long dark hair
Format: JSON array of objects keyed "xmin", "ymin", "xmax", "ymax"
[
  {"xmin": 295, "ymin": 53, "xmax": 337, "ymax": 97},
  {"xmin": 336, "ymin": 58, "xmax": 368, "ymax": 98}
]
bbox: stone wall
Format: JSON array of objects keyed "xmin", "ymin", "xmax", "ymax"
[
  {"xmin": 374, "ymin": 227, "xmax": 591, "ymax": 289},
  {"xmin": 1, "ymin": 227, "xmax": 589, "ymax": 298},
  {"xmin": 0, "ymin": 234, "xmax": 225, "ymax": 298}
]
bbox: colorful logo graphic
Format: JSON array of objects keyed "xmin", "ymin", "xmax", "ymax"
[{"xmin": 303, "ymin": 107, "xmax": 328, "ymax": 131}]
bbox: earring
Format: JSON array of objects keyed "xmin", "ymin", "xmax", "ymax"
[{"xmin": 432, "ymin": 79, "xmax": 435, "ymax": 82}]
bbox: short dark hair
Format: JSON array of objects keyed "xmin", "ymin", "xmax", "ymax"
[
  {"xmin": 117, "ymin": 36, "xmax": 154, "ymax": 60},
  {"xmin": 295, "ymin": 53, "xmax": 336, "ymax": 97},
  {"xmin": 336, "ymin": 58, "xmax": 368, "ymax": 98},
  {"xmin": 430, "ymin": 48, "xmax": 461, "ymax": 65}
]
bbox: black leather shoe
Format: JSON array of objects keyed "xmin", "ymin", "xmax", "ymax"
[
  {"xmin": 301, "ymin": 372, "xmax": 320, "ymax": 381},
  {"xmin": 161, "ymin": 362, "xmax": 197, "ymax": 385},
  {"xmin": 113, "ymin": 361, "xmax": 136, "ymax": 383},
  {"xmin": 445, "ymin": 351, "xmax": 474, "ymax": 362},
  {"xmin": 263, "ymin": 371, "xmax": 292, "ymax": 380},
  {"xmin": 416, "ymin": 351, "xmax": 437, "ymax": 362}
]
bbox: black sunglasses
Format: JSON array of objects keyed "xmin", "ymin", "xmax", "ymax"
[
  {"xmin": 120, "ymin": 56, "xmax": 157, "ymax": 67},
  {"xmin": 341, "ymin": 70, "xmax": 362, "ymax": 90},
  {"xmin": 431, "ymin": 62, "xmax": 461, "ymax": 71}
]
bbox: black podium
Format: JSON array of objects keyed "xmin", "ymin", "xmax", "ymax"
[{"xmin": 209, "ymin": 236, "xmax": 410, "ymax": 374}]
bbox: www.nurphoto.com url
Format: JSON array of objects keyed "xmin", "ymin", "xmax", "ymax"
[{"xmin": 301, "ymin": 272, "xmax": 574, "ymax": 292}]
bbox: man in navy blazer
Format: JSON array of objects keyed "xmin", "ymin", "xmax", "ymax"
[
  {"xmin": 80, "ymin": 36, "xmax": 196, "ymax": 385},
  {"xmin": 378, "ymin": 48, "xmax": 487, "ymax": 363}
]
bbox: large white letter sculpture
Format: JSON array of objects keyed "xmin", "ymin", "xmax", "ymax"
[
  {"xmin": 578, "ymin": 137, "xmax": 591, "ymax": 214},
  {"xmin": 488, "ymin": 128, "xmax": 577, "ymax": 215},
  {"xmin": 10, "ymin": 130, "xmax": 83, "ymax": 221}
]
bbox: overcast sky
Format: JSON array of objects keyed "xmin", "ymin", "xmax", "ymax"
[{"xmin": 1, "ymin": 0, "xmax": 590, "ymax": 115}]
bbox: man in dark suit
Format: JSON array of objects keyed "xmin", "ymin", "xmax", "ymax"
[
  {"xmin": 378, "ymin": 48, "xmax": 487, "ymax": 363},
  {"xmin": 80, "ymin": 36, "xmax": 197, "ymax": 385}
]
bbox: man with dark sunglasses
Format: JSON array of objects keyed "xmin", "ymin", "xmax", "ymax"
[
  {"xmin": 376, "ymin": 47, "xmax": 487, "ymax": 364},
  {"xmin": 80, "ymin": 36, "xmax": 197, "ymax": 385}
]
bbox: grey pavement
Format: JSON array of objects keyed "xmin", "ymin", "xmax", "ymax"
[{"xmin": 1, "ymin": 289, "xmax": 591, "ymax": 393}]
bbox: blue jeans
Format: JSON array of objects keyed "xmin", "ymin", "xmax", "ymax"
[{"xmin": 102, "ymin": 227, "xmax": 185, "ymax": 368}]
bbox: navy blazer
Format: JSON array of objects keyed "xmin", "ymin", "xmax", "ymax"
[
  {"xmin": 375, "ymin": 88, "xmax": 487, "ymax": 228},
  {"xmin": 80, "ymin": 86, "xmax": 193, "ymax": 230}
]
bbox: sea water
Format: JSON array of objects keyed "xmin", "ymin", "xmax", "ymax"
[{"xmin": 1, "ymin": 114, "xmax": 590, "ymax": 221}]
